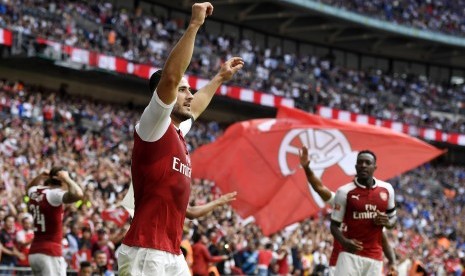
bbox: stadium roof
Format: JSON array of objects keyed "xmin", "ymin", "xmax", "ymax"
[{"xmin": 148, "ymin": 0, "xmax": 465, "ymax": 69}]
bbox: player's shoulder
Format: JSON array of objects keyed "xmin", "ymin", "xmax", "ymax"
[
  {"xmin": 375, "ymin": 178, "xmax": 394, "ymax": 189},
  {"xmin": 27, "ymin": 185, "xmax": 47, "ymax": 196},
  {"xmin": 336, "ymin": 181, "xmax": 357, "ymax": 194}
]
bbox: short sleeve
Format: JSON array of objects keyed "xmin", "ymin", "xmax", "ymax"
[
  {"xmin": 179, "ymin": 118, "xmax": 193, "ymax": 136},
  {"xmin": 46, "ymin": 188, "xmax": 66, "ymax": 207},
  {"xmin": 135, "ymin": 89, "xmax": 175, "ymax": 142},
  {"xmin": 326, "ymin": 191, "xmax": 336, "ymax": 205},
  {"xmin": 386, "ymin": 184, "xmax": 396, "ymax": 216},
  {"xmin": 331, "ymin": 189, "xmax": 348, "ymax": 223}
]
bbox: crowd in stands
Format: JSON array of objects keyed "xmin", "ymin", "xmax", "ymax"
[
  {"xmin": 318, "ymin": 0, "xmax": 465, "ymax": 36},
  {"xmin": 1, "ymin": 0, "xmax": 465, "ymax": 135},
  {"xmin": 0, "ymin": 79, "xmax": 465, "ymax": 275}
]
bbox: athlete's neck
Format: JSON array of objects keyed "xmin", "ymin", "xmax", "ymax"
[
  {"xmin": 171, "ymin": 118, "xmax": 181, "ymax": 128},
  {"xmin": 357, "ymin": 177, "xmax": 375, "ymax": 188}
]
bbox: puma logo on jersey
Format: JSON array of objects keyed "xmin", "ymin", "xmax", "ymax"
[
  {"xmin": 172, "ymin": 157, "xmax": 192, "ymax": 178},
  {"xmin": 351, "ymin": 194, "xmax": 360, "ymax": 200}
]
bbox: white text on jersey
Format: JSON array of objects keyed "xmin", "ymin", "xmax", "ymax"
[
  {"xmin": 172, "ymin": 157, "xmax": 192, "ymax": 178},
  {"xmin": 353, "ymin": 204, "xmax": 378, "ymax": 219}
]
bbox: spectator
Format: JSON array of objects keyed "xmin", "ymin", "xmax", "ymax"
[
  {"xmin": 79, "ymin": 260, "xmax": 93, "ymax": 276},
  {"xmin": 0, "ymin": 215, "xmax": 23, "ymax": 271},
  {"xmin": 257, "ymin": 243, "xmax": 274, "ymax": 276},
  {"xmin": 93, "ymin": 250, "xmax": 114, "ymax": 276},
  {"xmin": 15, "ymin": 216, "xmax": 34, "ymax": 268},
  {"xmin": 192, "ymin": 232, "xmax": 228, "ymax": 276}
]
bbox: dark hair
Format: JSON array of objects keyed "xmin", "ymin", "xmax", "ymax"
[
  {"xmin": 357, "ymin": 150, "xmax": 377, "ymax": 163},
  {"xmin": 192, "ymin": 231, "xmax": 203, "ymax": 243},
  {"xmin": 93, "ymin": 250, "xmax": 105, "ymax": 258},
  {"xmin": 80, "ymin": 261, "xmax": 92, "ymax": 269},
  {"xmin": 180, "ymin": 246, "xmax": 187, "ymax": 257},
  {"xmin": 4, "ymin": 214, "xmax": 15, "ymax": 222},
  {"xmin": 149, "ymin": 70, "xmax": 163, "ymax": 93},
  {"xmin": 44, "ymin": 166, "xmax": 64, "ymax": 186}
]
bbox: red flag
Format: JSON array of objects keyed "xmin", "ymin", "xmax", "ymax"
[
  {"xmin": 0, "ymin": 28, "xmax": 12, "ymax": 46},
  {"xmin": 191, "ymin": 107, "xmax": 444, "ymax": 235},
  {"xmin": 101, "ymin": 207, "xmax": 130, "ymax": 227}
]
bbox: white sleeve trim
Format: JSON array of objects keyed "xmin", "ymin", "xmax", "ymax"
[
  {"xmin": 379, "ymin": 181, "xmax": 396, "ymax": 214},
  {"xmin": 46, "ymin": 188, "xmax": 66, "ymax": 207},
  {"xmin": 326, "ymin": 191, "xmax": 336, "ymax": 205},
  {"xmin": 135, "ymin": 89, "xmax": 176, "ymax": 142},
  {"xmin": 179, "ymin": 118, "xmax": 193, "ymax": 136},
  {"xmin": 331, "ymin": 184, "xmax": 352, "ymax": 223},
  {"xmin": 27, "ymin": 186, "xmax": 38, "ymax": 197}
]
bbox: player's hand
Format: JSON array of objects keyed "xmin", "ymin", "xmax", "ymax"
[
  {"xmin": 374, "ymin": 210, "xmax": 390, "ymax": 227},
  {"xmin": 39, "ymin": 171, "xmax": 49, "ymax": 178},
  {"xmin": 215, "ymin": 191, "xmax": 237, "ymax": 206},
  {"xmin": 342, "ymin": 238, "xmax": 363, "ymax": 253},
  {"xmin": 299, "ymin": 146, "xmax": 310, "ymax": 168},
  {"xmin": 56, "ymin": 170, "xmax": 70, "ymax": 181},
  {"xmin": 387, "ymin": 264, "xmax": 398, "ymax": 276},
  {"xmin": 217, "ymin": 57, "xmax": 244, "ymax": 82},
  {"xmin": 190, "ymin": 2, "xmax": 213, "ymax": 27}
]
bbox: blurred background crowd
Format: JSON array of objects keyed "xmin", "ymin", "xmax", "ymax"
[
  {"xmin": 0, "ymin": 79, "xmax": 464, "ymax": 275},
  {"xmin": 0, "ymin": 0, "xmax": 464, "ymax": 134}
]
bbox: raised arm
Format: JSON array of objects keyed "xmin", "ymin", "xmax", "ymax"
[
  {"xmin": 137, "ymin": 2, "xmax": 214, "ymax": 141},
  {"xmin": 56, "ymin": 171, "xmax": 84, "ymax": 204},
  {"xmin": 186, "ymin": 192, "xmax": 237, "ymax": 219},
  {"xmin": 157, "ymin": 2, "xmax": 213, "ymax": 105},
  {"xmin": 299, "ymin": 146, "xmax": 332, "ymax": 202},
  {"xmin": 26, "ymin": 171, "xmax": 49, "ymax": 191},
  {"xmin": 190, "ymin": 57, "xmax": 244, "ymax": 120}
]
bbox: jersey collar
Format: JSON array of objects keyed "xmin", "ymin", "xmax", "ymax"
[{"xmin": 354, "ymin": 177, "xmax": 378, "ymax": 189}]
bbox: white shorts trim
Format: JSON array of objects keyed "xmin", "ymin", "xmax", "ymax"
[
  {"xmin": 28, "ymin": 253, "xmax": 67, "ymax": 276},
  {"xmin": 335, "ymin": 252, "xmax": 383, "ymax": 276},
  {"xmin": 117, "ymin": 244, "xmax": 190, "ymax": 276}
]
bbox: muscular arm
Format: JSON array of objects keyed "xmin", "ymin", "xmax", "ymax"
[
  {"xmin": 186, "ymin": 192, "xmax": 236, "ymax": 219},
  {"xmin": 303, "ymin": 165, "xmax": 332, "ymax": 201},
  {"xmin": 57, "ymin": 171, "xmax": 84, "ymax": 204},
  {"xmin": 382, "ymin": 233, "xmax": 396, "ymax": 266},
  {"xmin": 300, "ymin": 146, "xmax": 332, "ymax": 201},
  {"xmin": 26, "ymin": 172, "xmax": 48, "ymax": 191},
  {"xmin": 137, "ymin": 3, "xmax": 213, "ymax": 141},
  {"xmin": 190, "ymin": 57, "xmax": 244, "ymax": 120},
  {"xmin": 330, "ymin": 220, "xmax": 347, "ymax": 247},
  {"xmin": 157, "ymin": 3, "xmax": 212, "ymax": 105}
]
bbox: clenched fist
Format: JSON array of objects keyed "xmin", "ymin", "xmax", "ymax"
[{"xmin": 190, "ymin": 2, "xmax": 214, "ymax": 27}]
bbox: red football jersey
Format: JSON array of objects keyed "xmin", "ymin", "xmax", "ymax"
[
  {"xmin": 28, "ymin": 187, "xmax": 65, "ymax": 257},
  {"xmin": 123, "ymin": 124, "xmax": 191, "ymax": 254},
  {"xmin": 332, "ymin": 178, "xmax": 395, "ymax": 261}
]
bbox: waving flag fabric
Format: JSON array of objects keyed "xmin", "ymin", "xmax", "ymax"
[
  {"xmin": 191, "ymin": 107, "xmax": 444, "ymax": 235},
  {"xmin": 101, "ymin": 207, "xmax": 130, "ymax": 227}
]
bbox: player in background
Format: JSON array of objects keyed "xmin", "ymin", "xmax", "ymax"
[
  {"xmin": 118, "ymin": 2, "xmax": 243, "ymax": 275},
  {"xmin": 330, "ymin": 150, "xmax": 397, "ymax": 275},
  {"xmin": 299, "ymin": 146, "xmax": 397, "ymax": 276},
  {"xmin": 27, "ymin": 167, "xmax": 84, "ymax": 276}
]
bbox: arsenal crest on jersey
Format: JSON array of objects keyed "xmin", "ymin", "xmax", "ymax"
[{"xmin": 380, "ymin": 192, "xmax": 388, "ymax": 201}]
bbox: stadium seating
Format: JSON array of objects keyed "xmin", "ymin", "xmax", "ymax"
[
  {"xmin": 0, "ymin": 0, "xmax": 464, "ymax": 136},
  {"xmin": 0, "ymin": 79, "xmax": 464, "ymax": 274}
]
